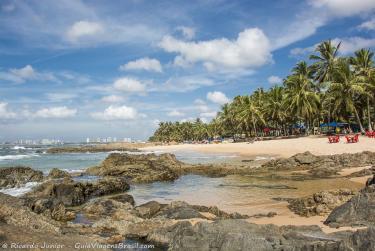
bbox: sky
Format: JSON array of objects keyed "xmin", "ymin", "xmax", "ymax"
[{"xmin": 1, "ymin": 0, "xmax": 375, "ymax": 142}]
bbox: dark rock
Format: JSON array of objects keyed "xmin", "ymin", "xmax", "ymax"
[
  {"xmin": 366, "ymin": 175, "xmax": 375, "ymax": 186},
  {"xmin": 47, "ymin": 168, "xmax": 70, "ymax": 179},
  {"xmin": 324, "ymin": 183, "xmax": 375, "ymax": 227},
  {"xmin": 135, "ymin": 201, "xmax": 166, "ymax": 218},
  {"xmin": 109, "ymin": 193, "xmax": 135, "ymax": 206},
  {"xmin": 0, "ymin": 167, "xmax": 43, "ymax": 188},
  {"xmin": 287, "ymin": 189, "xmax": 356, "ymax": 217},
  {"xmin": 155, "ymin": 201, "xmax": 205, "ymax": 220}
]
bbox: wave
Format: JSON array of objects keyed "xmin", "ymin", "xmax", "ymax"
[
  {"xmin": 0, "ymin": 182, "xmax": 40, "ymax": 197},
  {"xmin": 62, "ymin": 168, "xmax": 85, "ymax": 173},
  {"xmin": 0, "ymin": 154, "xmax": 40, "ymax": 161}
]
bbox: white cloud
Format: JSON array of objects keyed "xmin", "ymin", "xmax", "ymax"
[
  {"xmin": 113, "ymin": 77, "xmax": 146, "ymax": 93},
  {"xmin": 101, "ymin": 95, "xmax": 125, "ymax": 103},
  {"xmin": 207, "ymin": 91, "xmax": 230, "ymax": 105},
  {"xmin": 0, "ymin": 102, "xmax": 16, "ymax": 119},
  {"xmin": 309, "ymin": 0, "xmax": 375, "ymax": 17},
  {"xmin": 119, "ymin": 58, "xmax": 162, "ymax": 73},
  {"xmin": 332, "ymin": 37, "xmax": 375, "ymax": 55},
  {"xmin": 2, "ymin": 4, "xmax": 15, "ymax": 12},
  {"xmin": 167, "ymin": 110, "xmax": 185, "ymax": 117},
  {"xmin": 0, "ymin": 65, "xmax": 57, "ymax": 84},
  {"xmin": 66, "ymin": 21, "xmax": 103, "ymax": 41},
  {"xmin": 194, "ymin": 99, "xmax": 206, "ymax": 106},
  {"xmin": 177, "ymin": 26, "xmax": 195, "ymax": 40},
  {"xmin": 91, "ymin": 105, "xmax": 138, "ymax": 120},
  {"xmin": 289, "ymin": 45, "xmax": 316, "ymax": 57},
  {"xmin": 46, "ymin": 93, "xmax": 78, "ymax": 101},
  {"xmin": 200, "ymin": 111, "xmax": 217, "ymax": 118},
  {"xmin": 358, "ymin": 18, "xmax": 375, "ymax": 31},
  {"xmin": 156, "ymin": 76, "xmax": 214, "ymax": 92},
  {"xmin": 267, "ymin": 76, "xmax": 282, "ymax": 84},
  {"xmin": 34, "ymin": 106, "xmax": 77, "ymax": 118},
  {"xmin": 159, "ymin": 28, "xmax": 272, "ymax": 72}
]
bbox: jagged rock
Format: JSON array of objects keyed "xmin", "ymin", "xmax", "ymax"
[
  {"xmin": 47, "ymin": 168, "xmax": 70, "ymax": 179},
  {"xmin": 135, "ymin": 201, "xmax": 166, "ymax": 218},
  {"xmin": 0, "ymin": 166, "xmax": 43, "ymax": 188},
  {"xmin": 367, "ymin": 175, "xmax": 375, "ymax": 186},
  {"xmin": 24, "ymin": 177, "xmax": 129, "ymax": 207},
  {"xmin": 86, "ymin": 153, "xmax": 181, "ymax": 183},
  {"xmin": 325, "ymin": 180, "xmax": 375, "ymax": 227},
  {"xmin": 108, "ymin": 193, "xmax": 135, "ymax": 206},
  {"xmin": 82, "ymin": 198, "xmax": 133, "ymax": 217},
  {"xmin": 286, "ymin": 189, "xmax": 356, "ymax": 217}
]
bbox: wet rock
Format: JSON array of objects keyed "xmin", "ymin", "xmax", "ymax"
[
  {"xmin": 135, "ymin": 201, "xmax": 166, "ymax": 218},
  {"xmin": 86, "ymin": 153, "xmax": 181, "ymax": 183},
  {"xmin": 367, "ymin": 175, "xmax": 375, "ymax": 186},
  {"xmin": 347, "ymin": 166, "xmax": 375, "ymax": 178},
  {"xmin": 47, "ymin": 168, "xmax": 71, "ymax": 179},
  {"xmin": 155, "ymin": 201, "xmax": 207, "ymax": 220},
  {"xmin": 287, "ymin": 189, "xmax": 356, "ymax": 217},
  {"xmin": 82, "ymin": 198, "xmax": 133, "ymax": 218},
  {"xmin": 109, "ymin": 193, "xmax": 135, "ymax": 206},
  {"xmin": 25, "ymin": 177, "xmax": 130, "ymax": 207},
  {"xmin": 0, "ymin": 166, "xmax": 43, "ymax": 188},
  {"xmin": 325, "ymin": 179, "xmax": 375, "ymax": 227}
]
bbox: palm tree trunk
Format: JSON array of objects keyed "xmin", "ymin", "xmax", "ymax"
[
  {"xmin": 353, "ymin": 106, "xmax": 365, "ymax": 133},
  {"xmin": 367, "ymin": 97, "xmax": 373, "ymax": 131}
]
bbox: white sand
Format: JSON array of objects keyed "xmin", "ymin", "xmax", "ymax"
[{"xmin": 143, "ymin": 135, "xmax": 375, "ymax": 158}]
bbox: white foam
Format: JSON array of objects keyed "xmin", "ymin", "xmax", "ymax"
[
  {"xmin": 254, "ymin": 156, "xmax": 275, "ymax": 161},
  {"xmin": 0, "ymin": 154, "xmax": 40, "ymax": 161},
  {"xmin": 63, "ymin": 168, "xmax": 85, "ymax": 173},
  {"xmin": 0, "ymin": 182, "xmax": 40, "ymax": 197},
  {"xmin": 12, "ymin": 145, "xmax": 26, "ymax": 150}
]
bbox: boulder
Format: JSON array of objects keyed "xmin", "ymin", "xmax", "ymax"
[
  {"xmin": 286, "ymin": 189, "xmax": 356, "ymax": 217},
  {"xmin": 0, "ymin": 166, "xmax": 43, "ymax": 188},
  {"xmin": 324, "ymin": 182, "xmax": 375, "ymax": 227},
  {"xmin": 135, "ymin": 201, "xmax": 166, "ymax": 218},
  {"xmin": 108, "ymin": 193, "xmax": 135, "ymax": 206},
  {"xmin": 47, "ymin": 168, "xmax": 70, "ymax": 179},
  {"xmin": 86, "ymin": 153, "xmax": 181, "ymax": 183}
]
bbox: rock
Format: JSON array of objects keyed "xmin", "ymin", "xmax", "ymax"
[
  {"xmin": 86, "ymin": 153, "xmax": 181, "ymax": 183},
  {"xmin": 366, "ymin": 175, "xmax": 375, "ymax": 186},
  {"xmin": 325, "ymin": 182, "xmax": 375, "ymax": 227},
  {"xmin": 24, "ymin": 177, "xmax": 130, "ymax": 207},
  {"xmin": 347, "ymin": 166, "xmax": 375, "ymax": 178},
  {"xmin": 109, "ymin": 193, "xmax": 135, "ymax": 206},
  {"xmin": 135, "ymin": 201, "xmax": 166, "ymax": 218},
  {"xmin": 286, "ymin": 189, "xmax": 356, "ymax": 217},
  {"xmin": 0, "ymin": 167, "xmax": 43, "ymax": 188},
  {"xmin": 294, "ymin": 151, "xmax": 319, "ymax": 164},
  {"xmin": 47, "ymin": 168, "xmax": 70, "ymax": 179},
  {"xmin": 82, "ymin": 198, "xmax": 133, "ymax": 218},
  {"xmin": 155, "ymin": 201, "xmax": 206, "ymax": 220}
]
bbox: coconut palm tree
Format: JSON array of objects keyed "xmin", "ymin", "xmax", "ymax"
[
  {"xmin": 329, "ymin": 59, "xmax": 368, "ymax": 133},
  {"xmin": 350, "ymin": 48, "xmax": 374, "ymax": 131},
  {"xmin": 236, "ymin": 95, "xmax": 265, "ymax": 137}
]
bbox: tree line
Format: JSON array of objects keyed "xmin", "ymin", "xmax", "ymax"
[{"xmin": 149, "ymin": 40, "xmax": 375, "ymax": 142}]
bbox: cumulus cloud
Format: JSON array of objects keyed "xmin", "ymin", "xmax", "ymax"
[
  {"xmin": 119, "ymin": 58, "xmax": 162, "ymax": 72},
  {"xmin": 309, "ymin": 0, "xmax": 375, "ymax": 17},
  {"xmin": 0, "ymin": 102, "xmax": 16, "ymax": 119},
  {"xmin": 91, "ymin": 105, "xmax": 139, "ymax": 120},
  {"xmin": 176, "ymin": 26, "xmax": 195, "ymax": 40},
  {"xmin": 206, "ymin": 91, "xmax": 230, "ymax": 105},
  {"xmin": 159, "ymin": 28, "xmax": 272, "ymax": 72},
  {"xmin": 34, "ymin": 106, "xmax": 77, "ymax": 118},
  {"xmin": 167, "ymin": 110, "xmax": 185, "ymax": 117},
  {"xmin": 66, "ymin": 20, "xmax": 104, "ymax": 41},
  {"xmin": 46, "ymin": 93, "xmax": 78, "ymax": 101},
  {"xmin": 101, "ymin": 95, "xmax": 125, "ymax": 103},
  {"xmin": 358, "ymin": 18, "xmax": 375, "ymax": 31},
  {"xmin": 267, "ymin": 76, "xmax": 282, "ymax": 84},
  {"xmin": 113, "ymin": 77, "xmax": 146, "ymax": 93}
]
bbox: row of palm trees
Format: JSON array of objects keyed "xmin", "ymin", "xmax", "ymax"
[{"xmin": 149, "ymin": 40, "xmax": 375, "ymax": 143}]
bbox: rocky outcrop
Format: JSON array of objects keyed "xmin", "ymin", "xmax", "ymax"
[
  {"xmin": 168, "ymin": 219, "xmax": 375, "ymax": 251},
  {"xmin": 47, "ymin": 168, "xmax": 70, "ymax": 179},
  {"xmin": 0, "ymin": 166, "xmax": 43, "ymax": 188},
  {"xmin": 261, "ymin": 151, "xmax": 375, "ymax": 176},
  {"xmin": 86, "ymin": 153, "xmax": 182, "ymax": 183},
  {"xmin": 325, "ymin": 176, "xmax": 375, "ymax": 227},
  {"xmin": 0, "ymin": 192, "xmax": 108, "ymax": 250},
  {"xmin": 286, "ymin": 189, "xmax": 356, "ymax": 217}
]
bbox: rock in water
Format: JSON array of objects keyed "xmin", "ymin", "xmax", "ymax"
[
  {"xmin": 47, "ymin": 168, "xmax": 70, "ymax": 179},
  {"xmin": 0, "ymin": 166, "xmax": 43, "ymax": 188},
  {"xmin": 325, "ymin": 175, "xmax": 375, "ymax": 227},
  {"xmin": 86, "ymin": 153, "xmax": 181, "ymax": 183}
]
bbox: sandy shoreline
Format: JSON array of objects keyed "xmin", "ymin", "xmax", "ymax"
[{"xmin": 142, "ymin": 135, "xmax": 375, "ymax": 158}]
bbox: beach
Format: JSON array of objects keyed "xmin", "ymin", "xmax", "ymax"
[{"xmin": 142, "ymin": 135, "xmax": 375, "ymax": 158}]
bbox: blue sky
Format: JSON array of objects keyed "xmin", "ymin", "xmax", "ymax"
[{"xmin": 1, "ymin": 0, "xmax": 375, "ymax": 141}]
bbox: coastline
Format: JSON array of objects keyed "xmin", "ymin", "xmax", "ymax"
[{"xmin": 141, "ymin": 135, "xmax": 375, "ymax": 158}]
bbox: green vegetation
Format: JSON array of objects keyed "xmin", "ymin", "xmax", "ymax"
[{"xmin": 149, "ymin": 40, "xmax": 375, "ymax": 142}]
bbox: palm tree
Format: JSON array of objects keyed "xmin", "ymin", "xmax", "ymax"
[
  {"xmin": 329, "ymin": 59, "xmax": 368, "ymax": 133},
  {"xmin": 310, "ymin": 40, "xmax": 341, "ymax": 84},
  {"xmin": 265, "ymin": 86, "xmax": 286, "ymax": 135},
  {"xmin": 236, "ymin": 95, "xmax": 265, "ymax": 137},
  {"xmin": 350, "ymin": 49, "xmax": 374, "ymax": 131}
]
